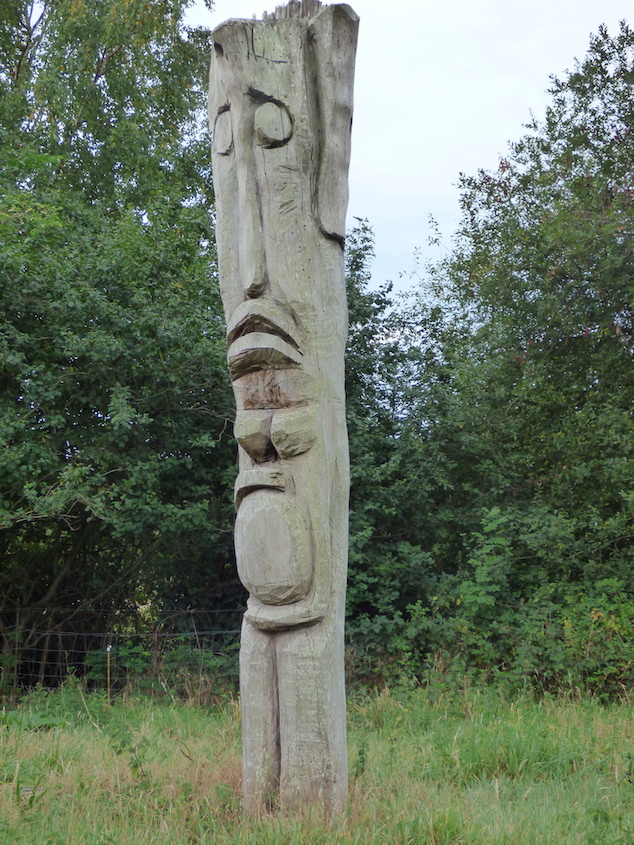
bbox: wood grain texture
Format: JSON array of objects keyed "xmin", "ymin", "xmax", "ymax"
[{"xmin": 209, "ymin": 0, "xmax": 358, "ymax": 813}]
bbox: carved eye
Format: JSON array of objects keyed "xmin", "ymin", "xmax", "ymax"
[
  {"xmin": 254, "ymin": 101, "xmax": 293, "ymax": 148},
  {"xmin": 213, "ymin": 106, "xmax": 233, "ymax": 156}
]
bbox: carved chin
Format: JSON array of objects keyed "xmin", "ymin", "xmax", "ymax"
[{"xmin": 234, "ymin": 489, "xmax": 313, "ymax": 605}]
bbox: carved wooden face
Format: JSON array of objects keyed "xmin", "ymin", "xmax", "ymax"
[
  {"xmin": 209, "ymin": 9, "xmax": 354, "ymax": 332},
  {"xmin": 210, "ymin": 20, "xmax": 316, "ymax": 322},
  {"xmin": 209, "ymin": 8, "xmax": 355, "ymax": 618}
]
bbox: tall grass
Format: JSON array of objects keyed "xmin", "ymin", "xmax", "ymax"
[{"xmin": 2, "ymin": 680, "xmax": 633, "ymax": 843}]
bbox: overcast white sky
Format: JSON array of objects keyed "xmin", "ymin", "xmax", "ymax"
[{"xmin": 185, "ymin": 0, "xmax": 630, "ymax": 289}]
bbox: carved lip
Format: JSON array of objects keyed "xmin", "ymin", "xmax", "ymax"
[
  {"xmin": 227, "ymin": 334, "xmax": 302, "ymax": 379},
  {"xmin": 235, "ymin": 467, "xmax": 285, "ymax": 508},
  {"xmin": 226, "ymin": 300, "xmax": 301, "ymax": 351},
  {"xmin": 226, "ymin": 300, "xmax": 303, "ymax": 378}
]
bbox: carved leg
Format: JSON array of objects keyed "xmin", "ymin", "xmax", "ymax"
[
  {"xmin": 239, "ymin": 620, "xmax": 280, "ymax": 811},
  {"xmin": 276, "ymin": 621, "xmax": 347, "ymax": 812}
]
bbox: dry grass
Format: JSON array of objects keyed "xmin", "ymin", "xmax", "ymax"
[{"xmin": 2, "ymin": 682, "xmax": 634, "ymax": 843}]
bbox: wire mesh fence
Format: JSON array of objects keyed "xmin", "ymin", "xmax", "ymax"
[{"xmin": 0, "ymin": 609, "xmax": 243, "ymax": 698}]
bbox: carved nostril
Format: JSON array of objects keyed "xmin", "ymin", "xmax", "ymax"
[
  {"xmin": 270, "ymin": 407, "xmax": 316, "ymax": 458},
  {"xmin": 244, "ymin": 278, "xmax": 268, "ymax": 298},
  {"xmin": 234, "ymin": 410, "xmax": 276, "ymax": 462}
]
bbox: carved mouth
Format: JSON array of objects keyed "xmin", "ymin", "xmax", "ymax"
[
  {"xmin": 227, "ymin": 300, "xmax": 303, "ymax": 379},
  {"xmin": 226, "ymin": 300, "xmax": 301, "ymax": 350},
  {"xmin": 234, "ymin": 467, "xmax": 285, "ymax": 508}
]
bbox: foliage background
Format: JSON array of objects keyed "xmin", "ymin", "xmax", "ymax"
[
  {"xmin": 0, "ymin": 0, "xmax": 241, "ymax": 687},
  {"xmin": 344, "ymin": 24, "xmax": 633, "ymax": 695},
  {"xmin": 0, "ymin": 4, "xmax": 632, "ymax": 695}
]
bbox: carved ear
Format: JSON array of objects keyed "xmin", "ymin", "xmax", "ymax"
[{"xmin": 309, "ymin": 4, "xmax": 359, "ymax": 246}]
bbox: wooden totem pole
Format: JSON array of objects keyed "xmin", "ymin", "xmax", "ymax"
[{"xmin": 209, "ymin": 0, "xmax": 358, "ymax": 813}]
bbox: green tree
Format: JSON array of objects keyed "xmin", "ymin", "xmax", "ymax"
[
  {"xmin": 1, "ymin": 0, "xmax": 214, "ymax": 206},
  {"xmin": 0, "ymin": 1, "xmax": 239, "ymax": 685},
  {"xmin": 344, "ymin": 221, "xmax": 440, "ymax": 674},
  {"xmin": 405, "ymin": 22, "xmax": 634, "ymax": 691}
]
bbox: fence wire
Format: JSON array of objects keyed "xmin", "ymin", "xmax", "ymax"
[{"xmin": 0, "ymin": 609, "xmax": 244, "ymax": 692}]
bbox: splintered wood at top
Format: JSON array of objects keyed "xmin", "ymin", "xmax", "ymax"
[{"xmin": 262, "ymin": 0, "xmax": 323, "ymax": 22}]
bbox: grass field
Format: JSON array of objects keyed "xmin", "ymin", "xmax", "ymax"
[{"xmin": 1, "ymin": 680, "xmax": 634, "ymax": 844}]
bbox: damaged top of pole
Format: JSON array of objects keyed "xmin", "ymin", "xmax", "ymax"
[
  {"xmin": 225, "ymin": 1, "xmax": 358, "ymax": 25},
  {"xmin": 262, "ymin": 0, "xmax": 324, "ymax": 20}
]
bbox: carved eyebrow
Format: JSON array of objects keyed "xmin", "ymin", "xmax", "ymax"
[{"xmin": 246, "ymin": 87, "xmax": 285, "ymax": 108}]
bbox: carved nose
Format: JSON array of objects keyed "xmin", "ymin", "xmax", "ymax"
[
  {"xmin": 241, "ymin": 99, "xmax": 292, "ymax": 299},
  {"xmin": 240, "ymin": 184, "xmax": 268, "ymax": 299},
  {"xmin": 245, "ymin": 277, "xmax": 266, "ymax": 298},
  {"xmin": 234, "ymin": 130, "xmax": 267, "ymax": 298}
]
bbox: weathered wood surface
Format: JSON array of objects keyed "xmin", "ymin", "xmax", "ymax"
[{"xmin": 209, "ymin": 0, "xmax": 358, "ymax": 813}]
